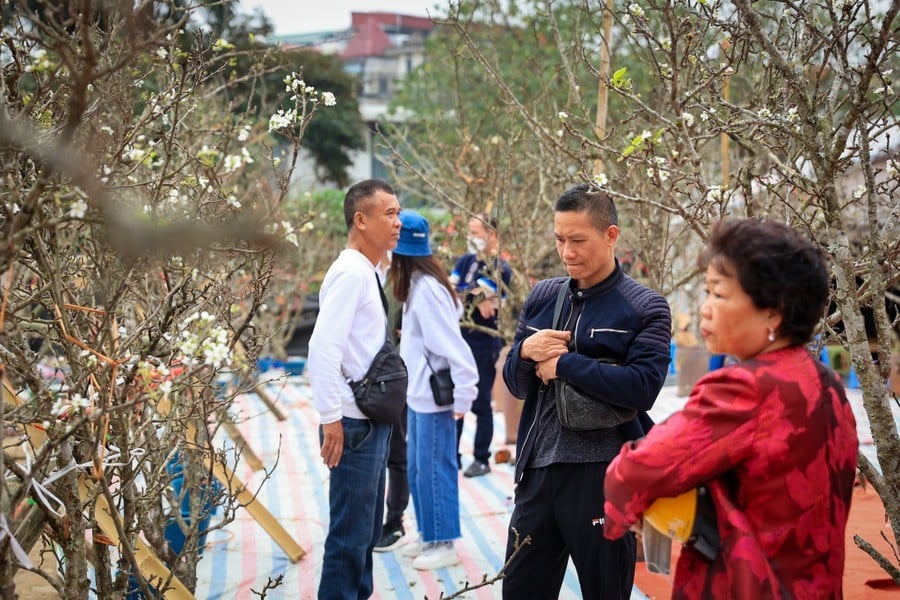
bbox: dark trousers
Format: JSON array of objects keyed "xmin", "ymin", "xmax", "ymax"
[
  {"xmin": 456, "ymin": 343, "xmax": 499, "ymax": 464},
  {"xmin": 502, "ymin": 462, "xmax": 636, "ymax": 600},
  {"xmin": 384, "ymin": 406, "xmax": 409, "ymax": 526}
]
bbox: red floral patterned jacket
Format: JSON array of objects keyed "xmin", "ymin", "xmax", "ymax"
[{"xmin": 604, "ymin": 346, "xmax": 858, "ymax": 599}]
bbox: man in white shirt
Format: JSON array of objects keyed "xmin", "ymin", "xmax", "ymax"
[{"xmin": 308, "ymin": 179, "xmax": 402, "ymax": 599}]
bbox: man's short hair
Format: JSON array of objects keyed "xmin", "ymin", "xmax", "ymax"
[
  {"xmin": 344, "ymin": 179, "xmax": 396, "ymax": 231},
  {"xmin": 554, "ymin": 183, "xmax": 618, "ymax": 231},
  {"xmin": 473, "ymin": 211, "xmax": 498, "ymax": 231}
]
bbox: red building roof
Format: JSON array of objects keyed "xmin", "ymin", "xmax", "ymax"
[
  {"xmin": 341, "ymin": 12, "xmax": 435, "ymax": 59},
  {"xmin": 341, "ymin": 19, "xmax": 392, "ymax": 59}
]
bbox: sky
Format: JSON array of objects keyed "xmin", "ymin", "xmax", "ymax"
[{"xmin": 239, "ymin": 0, "xmax": 445, "ymax": 36}]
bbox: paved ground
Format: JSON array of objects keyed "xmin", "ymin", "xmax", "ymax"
[{"xmin": 193, "ymin": 370, "xmax": 889, "ymax": 599}]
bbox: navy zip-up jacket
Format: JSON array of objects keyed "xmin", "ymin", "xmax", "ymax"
[{"xmin": 503, "ymin": 264, "xmax": 672, "ymax": 483}]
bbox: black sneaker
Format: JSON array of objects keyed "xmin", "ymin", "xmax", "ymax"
[
  {"xmin": 374, "ymin": 524, "xmax": 405, "ymax": 552},
  {"xmin": 463, "ymin": 460, "xmax": 491, "ymax": 478}
]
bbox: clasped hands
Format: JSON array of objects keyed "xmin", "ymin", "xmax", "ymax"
[{"xmin": 522, "ymin": 328, "xmax": 571, "ymax": 385}]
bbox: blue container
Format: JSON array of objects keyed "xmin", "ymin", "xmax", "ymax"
[
  {"xmin": 669, "ymin": 341, "xmax": 677, "ymax": 375},
  {"xmin": 284, "ymin": 357, "xmax": 306, "ymax": 376}
]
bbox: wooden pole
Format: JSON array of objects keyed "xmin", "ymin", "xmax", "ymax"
[{"xmin": 594, "ymin": 0, "xmax": 615, "ymax": 177}]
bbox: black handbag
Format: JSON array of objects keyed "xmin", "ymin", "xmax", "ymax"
[
  {"xmin": 347, "ymin": 274, "xmax": 408, "ymax": 424},
  {"xmin": 425, "ymin": 355, "xmax": 454, "ymax": 406},
  {"xmin": 550, "ymin": 280, "xmax": 636, "ymax": 432}
]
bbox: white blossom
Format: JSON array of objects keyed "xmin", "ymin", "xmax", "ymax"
[
  {"xmin": 68, "ymin": 199, "xmax": 87, "ymax": 219},
  {"xmin": 237, "ymin": 125, "xmax": 251, "ymax": 142},
  {"xmin": 886, "ymin": 159, "xmax": 899, "ymax": 177},
  {"xmin": 594, "ymin": 173, "xmax": 609, "ymax": 187},
  {"xmin": 681, "ymin": 112, "xmax": 695, "ymax": 128},
  {"xmin": 558, "ymin": 111, "xmax": 569, "ymax": 121},
  {"xmin": 268, "ymin": 109, "xmax": 296, "ymax": 132},
  {"xmin": 628, "ymin": 3, "xmax": 645, "ymax": 17},
  {"xmin": 852, "ymin": 185, "xmax": 866, "ymax": 199},
  {"xmin": 321, "ymin": 91, "xmax": 336, "ymax": 106}
]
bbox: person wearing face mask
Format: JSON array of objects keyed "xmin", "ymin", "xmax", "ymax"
[{"xmin": 449, "ymin": 213, "xmax": 512, "ymax": 477}]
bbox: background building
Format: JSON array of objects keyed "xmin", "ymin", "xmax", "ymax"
[{"xmin": 278, "ymin": 12, "xmax": 434, "ymax": 184}]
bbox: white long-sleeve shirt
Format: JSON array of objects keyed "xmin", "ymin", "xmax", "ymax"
[
  {"xmin": 400, "ymin": 273, "xmax": 478, "ymax": 414},
  {"xmin": 308, "ymin": 249, "xmax": 387, "ymax": 424}
]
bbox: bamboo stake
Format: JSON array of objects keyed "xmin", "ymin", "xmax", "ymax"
[{"xmin": 594, "ymin": 0, "xmax": 616, "ymax": 176}]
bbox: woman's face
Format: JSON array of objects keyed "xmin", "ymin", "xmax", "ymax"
[{"xmin": 699, "ymin": 262, "xmax": 781, "ymax": 361}]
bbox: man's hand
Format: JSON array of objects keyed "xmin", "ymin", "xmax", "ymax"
[
  {"xmin": 521, "ymin": 328, "xmax": 570, "ymax": 362},
  {"xmin": 535, "ymin": 355, "xmax": 562, "ymax": 385},
  {"xmin": 320, "ymin": 420, "xmax": 344, "ymax": 469},
  {"xmin": 476, "ymin": 297, "xmax": 497, "ymax": 319}
]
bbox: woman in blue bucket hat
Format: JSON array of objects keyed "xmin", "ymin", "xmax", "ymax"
[{"xmin": 390, "ymin": 211, "xmax": 478, "ymax": 570}]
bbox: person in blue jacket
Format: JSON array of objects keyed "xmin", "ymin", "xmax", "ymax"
[
  {"xmin": 501, "ymin": 183, "xmax": 672, "ymax": 599},
  {"xmin": 450, "ymin": 212, "xmax": 512, "ymax": 477}
]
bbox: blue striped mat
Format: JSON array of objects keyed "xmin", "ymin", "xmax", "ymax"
[{"xmin": 195, "ymin": 371, "xmax": 880, "ymax": 599}]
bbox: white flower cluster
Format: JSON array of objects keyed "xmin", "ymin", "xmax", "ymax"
[
  {"xmin": 628, "ymin": 3, "xmax": 645, "ymax": 18},
  {"xmin": 24, "ymin": 48, "xmax": 53, "ymax": 74},
  {"xmin": 269, "ymin": 108, "xmax": 297, "ymax": 132},
  {"xmin": 50, "ymin": 391, "xmax": 95, "ymax": 419},
  {"xmin": 174, "ymin": 311, "xmax": 232, "ymax": 369},
  {"xmin": 646, "ymin": 157, "xmax": 670, "ymax": 182},
  {"xmin": 886, "ymin": 159, "xmax": 899, "ymax": 177},
  {"xmin": 594, "ymin": 173, "xmax": 609, "ymax": 187},
  {"xmin": 223, "ymin": 147, "xmax": 255, "ymax": 173},
  {"xmin": 268, "ymin": 72, "xmax": 338, "ymax": 133}
]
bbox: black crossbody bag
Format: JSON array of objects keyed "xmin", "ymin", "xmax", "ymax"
[
  {"xmin": 551, "ymin": 279, "xmax": 637, "ymax": 431},
  {"xmin": 347, "ymin": 274, "xmax": 408, "ymax": 424},
  {"xmin": 424, "ymin": 354, "xmax": 454, "ymax": 406}
]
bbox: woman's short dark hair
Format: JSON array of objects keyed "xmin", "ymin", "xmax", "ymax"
[
  {"xmin": 699, "ymin": 219, "xmax": 829, "ymax": 345},
  {"xmin": 344, "ymin": 179, "xmax": 395, "ymax": 231},
  {"xmin": 554, "ymin": 183, "xmax": 618, "ymax": 231}
]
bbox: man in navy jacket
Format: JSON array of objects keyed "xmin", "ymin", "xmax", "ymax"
[{"xmin": 502, "ymin": 183, "xmax": 672, "ymax": 599}]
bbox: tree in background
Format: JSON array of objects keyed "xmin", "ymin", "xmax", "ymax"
[
  {"xmin": 0, "ymin": 1, "xmax": 341, "ymax": 596},
  {"xmin": 385, "ymin": 0, "xmax": 898, "ymax": 584}
]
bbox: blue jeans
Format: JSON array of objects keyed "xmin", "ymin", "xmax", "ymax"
[
  {"xmin": 318, "ymin": 418, "xmax": 391, "ymax": 600},
  {"xmin": 408, "ymin": 409, "xmax": 461, "ymax": 542}
]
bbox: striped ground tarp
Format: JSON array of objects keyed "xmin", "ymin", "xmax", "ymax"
[{"xmin": 194, "ymin": 369, "xmax": 879, "ymax": 599}]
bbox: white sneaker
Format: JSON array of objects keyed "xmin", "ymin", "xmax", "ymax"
[
  {"xmin": 412, "ymin": 541, "xmax": 459, "ymax": 570},
  {"xmin": 401, "ymin": 535, "xmax": 425, "ymax": 558}
]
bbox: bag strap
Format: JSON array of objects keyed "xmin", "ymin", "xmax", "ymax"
[
  {"xmin": 374, "ymin": 272, "xmax": 393, "ymax": 344},
  {"xmin": 552, "ymin": 278, "xmax": 570, "ymax": 330}
]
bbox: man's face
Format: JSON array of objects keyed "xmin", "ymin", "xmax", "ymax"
[
  {"xmin": 554, "ymin": 209, "xmax": 618, "ymax": 289},
  {"xmin": 359, "ymin": 191, "xmax": 402, "ymax": 252},
  {"xmin": 467, "ymin": 218, "xmax": 491, "ymax": 254}
]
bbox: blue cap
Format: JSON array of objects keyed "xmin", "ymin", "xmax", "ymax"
[{"xmin": 394, "ymin": 211, "xmax": 432, "ymax": 257}]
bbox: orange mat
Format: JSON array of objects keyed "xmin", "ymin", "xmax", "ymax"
[{"xmin": 633, "ymin": 485, "xmax": 898, "ymax": 599}]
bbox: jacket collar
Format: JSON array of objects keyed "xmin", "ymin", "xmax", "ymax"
[{"xmin": 568, "ymin": 259, "xmax": 623, "ymax": 301}]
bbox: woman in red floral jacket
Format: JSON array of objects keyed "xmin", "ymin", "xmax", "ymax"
[{"xmin": 604, "ymin": 219, "xmax": 859, "ymax": 599}]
